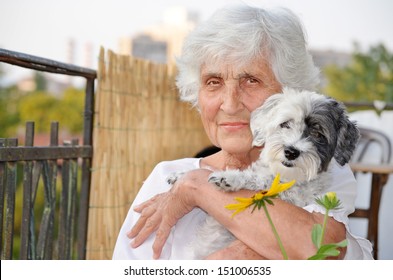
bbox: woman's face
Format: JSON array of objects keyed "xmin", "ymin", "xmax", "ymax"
[{"xmin": 198, "ymin": 58, "xmax": 282, "ymax": 155}]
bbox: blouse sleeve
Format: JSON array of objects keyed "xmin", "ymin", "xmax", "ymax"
[
  {"xmin": 112, "ymin": 158, "xmax": 201, "ymax": 259},
  {"xmin": 112, "ymin": 161, "xmax": 172, "ymax": 259}
]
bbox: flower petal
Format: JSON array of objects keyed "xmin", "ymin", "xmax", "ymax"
[
  {"xmin": 264, "ymin": 174, "xmax": 281, "ymax": 196},
  {"xmin": 278, "ymin": 180, "xmax": 296, "ymax": 192},
  {"xmin": 234, "ymin": 197, "xmax": 254, "ymax": 204}
]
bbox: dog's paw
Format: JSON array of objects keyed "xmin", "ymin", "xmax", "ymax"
[
  {"xmin": 208, "ymin": 175, "xmax": 233, "ymax": 189},
  {"xmin": 208, "ymin": 171, "xmax": 242, "ymax": 191},
  {"xmin": 167, "ymin": 172, "xmax": 184, "ymax": 185}
]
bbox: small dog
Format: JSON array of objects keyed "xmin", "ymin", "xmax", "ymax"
[{"xmin": 170, "ymin": 88, "xmax": 359, "ymax": 259}]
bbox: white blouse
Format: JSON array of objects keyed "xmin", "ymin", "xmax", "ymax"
[{"xmin": 112, "ymin": 158, "xmax": 373, "ymax": 260}]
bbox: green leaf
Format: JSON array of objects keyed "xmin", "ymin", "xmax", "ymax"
[
  {"xmin": 251, "ymin": 204, "xmax": 258, "ymax": 213},
  {"xmin": 334, "ymin": 239, "xmax": 348, "ymax": 248},
  {"xmin": 255, "ymin": 200, "xmax": 265, "ymax": 210},
  {"xmin": 308, "ymin": 253, "xmax": 330, "ymax": 260},
  {"xmin": 311, "ymin": 224, "xmax": 323, "ymax": 249},
  {"xmin": 317, "ymin": 244, "xmax": 341, "ymax": 255},
  {"xmin": 308, "ymin": 247, "xmax": 339, "ymax": 260},
  {"xmin": 264, "ymin": 198, "xmax": 274, "ymax": 205},
  {"xmin": 307, "ymin": 240, "xmax": 348, "ymax": 260}
]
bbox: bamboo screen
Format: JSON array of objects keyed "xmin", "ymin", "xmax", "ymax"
[{"xmin": 86, "ymin": 48, "xmax": 211, "ymax": 259}]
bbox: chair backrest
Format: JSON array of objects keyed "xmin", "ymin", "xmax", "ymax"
[
  {"xmin": 350, "ymin": 126, "xmax": 392, "ymax": 259},
  {"xmin": 351, "ymin": 127, "xmax": 392, "ymax": 165}
]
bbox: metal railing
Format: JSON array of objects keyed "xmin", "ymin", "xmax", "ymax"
[{"xmin": 0, "ymin": 48, "xmax": 96, "ymax": 259}]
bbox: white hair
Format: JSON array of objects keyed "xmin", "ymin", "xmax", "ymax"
[{"xmin": 176, "ymin": 5, "xmax": 320, "ymax": 107}]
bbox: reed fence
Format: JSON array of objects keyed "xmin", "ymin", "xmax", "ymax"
[{"xmin": 86, "ymin": 48, "xmax": 211, "ymax": 259}]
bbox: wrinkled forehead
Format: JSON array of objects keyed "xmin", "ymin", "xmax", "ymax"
[{"xmin": 200, "ymin": 57, "xmax": 273, "ymax": 79}]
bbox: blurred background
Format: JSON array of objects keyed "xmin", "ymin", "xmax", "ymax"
[{"xmin": 1, "ymin": 0, "xmax": 392, "ymax": 259}]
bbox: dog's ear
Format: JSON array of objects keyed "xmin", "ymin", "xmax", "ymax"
[
  {"xmin": 333, "ymin": 101, "xmax": 360, "ymax": 165},
  {"xmin": 252, "ymin": 129, "xmax": 265, "ymax": 147},
  {"xmin": 251, "ymin": 93, "xmax": 283, "ymax": 146}
]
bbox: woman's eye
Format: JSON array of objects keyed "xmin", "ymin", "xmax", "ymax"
[
  {"xmin": 205, "ymin": 79, "xmax": 222, "ymax": 89},
  {"xmin": 247, "ymin": 77, "xmax": 259, "ymax": 84},
  {"xmin": 242, "ymin": 76, "xmax": 260, "ymax": 86},
  {"xmin": 206, "ymin": 77, "xmax": 220, "ymax": 85},
  {"xmin": 280, "ymin": 121, "xmax": 291, "ymax": 129}
]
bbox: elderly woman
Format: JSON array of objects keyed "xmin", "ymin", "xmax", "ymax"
[{"xmin": 112, "ymin": 5, "xmax": 373, "ymax": 260}]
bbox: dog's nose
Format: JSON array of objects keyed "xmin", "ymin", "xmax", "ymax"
[{"xmin": 284, "ymin": 146, "xmax": 300, "ymax": 160}]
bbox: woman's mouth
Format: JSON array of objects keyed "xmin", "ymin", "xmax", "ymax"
[{"xmin": 220, "ymin": 122, "xmax": 249, "ymax": 132}]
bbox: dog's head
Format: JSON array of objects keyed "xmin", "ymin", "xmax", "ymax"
[{"xmin": 251, "ymin": 87, "xmax": 359, "ymax": 182}]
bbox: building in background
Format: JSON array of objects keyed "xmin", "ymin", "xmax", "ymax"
[{"xmin": 118, "ymin": 6, "xmax": 198, "ymax": 65}]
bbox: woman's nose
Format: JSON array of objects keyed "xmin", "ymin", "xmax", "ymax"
[{"xmin": 220, "ymin": 85, "xmax": 243, "ymax": 114}]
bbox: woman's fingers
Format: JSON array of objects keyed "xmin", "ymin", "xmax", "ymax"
[
  {"xmin": 127, "ymin": 204, "xmax": 157, "ymax": 239},
  {"xmin": 152, "ymin": 221, "xmax": 173, "ymax": 259},
  {"xmin": 127, "ymin": 170, "xmax": 211, "ymax": 258},
  {"xmin": 130, "ymin": 214, "xmax": 161, "ymax": 248},
  {"xmin": 133, "ymin": 193, "xmax": 161, "ymax": 213}
]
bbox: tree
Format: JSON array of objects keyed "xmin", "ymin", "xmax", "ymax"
[
  {"xmin": 17, "ymin": 87, "xmax": 85, "ymax": 134},
  {"xmin": 0, "ymin": 84, "xmax": 22, "ymax": 137},
  {"xmin": 324, "ymin": 43, "xmax": 393, "ymax": 104},
  {"xmin": 18, "ymin": 90, "xmax": 58, "ymax": 133},
  {"xmin": 55, "ymin": 87, "xmax": 84, "ymax": 134},
  {"xmin": 34, "ymin": 72, "xmax": 47, "ymax": 91}
]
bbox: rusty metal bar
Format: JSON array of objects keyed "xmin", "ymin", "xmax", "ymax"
[
  {"xmin": 59, "ymin": 139, "xmax": 79, "ymax": 259},
  {"xmin": 0, "ymin": 146, "xmax": 92, "ymax": 161},
  {"xmin": 0, "ymin": 48, "xmax": 96, "ymax": 79},
  {"xmin": 77, "ymin": 77, "xmax": 95, "ymax": 259},
  {"xmin": 20, "ymin": 122, "xmax": 35, "ymax": 259},
  {"xmin": 0, "ymin": 140, "xmax": 6, "ymax": 257},
  {"xmin": 2, "ymin": 139, "xmax": 18, "ymax": 259},
  {"xmin": 344, "ymin": 101, "xmax": 393, "ymax": 110},
  {"xmin": 36, "ymin": 124, "xmax": 59, "ymax": 259}
]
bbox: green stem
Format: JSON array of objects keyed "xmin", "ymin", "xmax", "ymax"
[
  {"xmin": 262, "ymin": 203, "xmax": 288, "ymax": 260},
  {"xmin": 319, "ymin": 209, "xmax": 330, "ymax": 248}
]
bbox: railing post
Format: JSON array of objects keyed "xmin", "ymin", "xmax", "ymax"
[
  {"xmin": 0, "ymin": 139, "xmax": 6, "ymax": 258},
  {"xmin": 1, "ymin": 138, "xmax": 18, "ymax": 259},
  {"xmin": 78, "ymin": 77, "xmax": 95, "ymax": 259},
  {"xmin": 20, "ymin": 122, "xmax": 35, "ymax": 259},
  {"xmin": 59, "ymin": 139, "xmax": 79, "ymax": 259}
]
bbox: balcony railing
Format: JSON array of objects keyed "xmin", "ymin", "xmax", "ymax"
[{"xmin": 0, "ymin": 48, "xmax": 96, "ymax": 259}]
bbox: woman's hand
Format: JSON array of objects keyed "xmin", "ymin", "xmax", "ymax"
[{"xmin": 128, "ymin": 168, "xmax": 212, "ymax": 259}]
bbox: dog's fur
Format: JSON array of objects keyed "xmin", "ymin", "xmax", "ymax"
[{"xmin": 170, "ymin": 88, "xmax": 359, "ymax": 259}]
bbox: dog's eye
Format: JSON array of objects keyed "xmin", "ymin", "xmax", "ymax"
[
  {"xmin": 310, "ymin": 129, "xmax": 323, "ymax": 139},
  {"xmin": 280, "ymin": 121, "xmax": 291, "ymax": 129}
]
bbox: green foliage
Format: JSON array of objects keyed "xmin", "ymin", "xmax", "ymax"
[
  {"xmin": 324, "ymin": 43, "xmax": 393, "ymax": 103},
  {"xmin": 308, "ymin": 192, "xmax": 347, "ymax": 260},
  {"xmin": 18, "ymin": 90, "xmax": 59, "ymax": 133},
  {"xmin": 308, "ymin": 240, "xmax": 348, "ymax": 260},
  {"xmin": 56, "ymin": 87, "xmax": 85, "ymax": 134},
  {"xmin": 0, "ymin": 85, "xmax": 23, "ymax": 136},
  {"xmin": 34, "ymin": 72, "xmax": 47, "ymax": 91},
  {"xmin": 17, "ymin": 87, "xmax": 85, "ymax": 134},
  {"xmin": 1, "ymin": 71, "xmax": 85, "ymax": 137}
]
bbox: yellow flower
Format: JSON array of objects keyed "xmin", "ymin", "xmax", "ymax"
[
  {"xmin": 260, "ymin": 173, "xmax": 296, "ymax": 198},
  {"xmin": 316, "ymin": 191, "xmax": 341, "ymax": 210},
  {"xmin": 225, "ymin": 174, "xmax": 296, "ymax": 217},
  {"xmin": 225, "ymin": 197, "xmax": 254, "ymax": 217},
  {"xmin": 326, "ymin": 192, "xmax": 336, "ymax": 201}
]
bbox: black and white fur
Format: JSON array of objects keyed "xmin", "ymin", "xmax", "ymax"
[{"xmin": 170, "ymin": 88, "xmax": 359, "ymax": 259}]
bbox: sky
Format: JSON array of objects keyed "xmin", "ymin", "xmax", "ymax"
[{"xmin": 1, "ymin": 0, "xmax": 393, "ymax": 83}]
